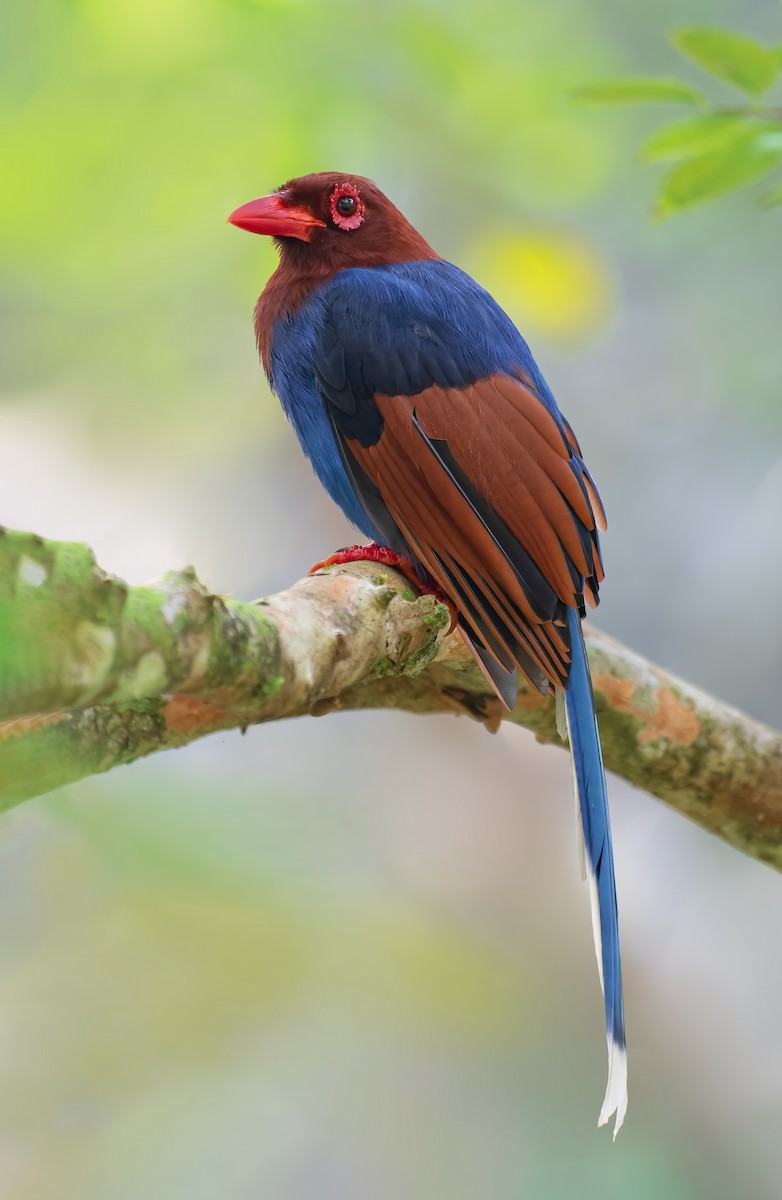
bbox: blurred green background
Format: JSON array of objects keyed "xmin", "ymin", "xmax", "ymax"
[{"xmin": 2, "ymin": 0, "xmax": 782, "ymax": 1196}]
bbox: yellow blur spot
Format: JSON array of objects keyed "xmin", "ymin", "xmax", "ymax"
[{"xmin": 466, "ymin": 231, "xmax": 613, "ymax": 342}]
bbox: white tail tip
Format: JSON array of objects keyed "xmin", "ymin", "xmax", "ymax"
[{"xmin": 598, "ymin": 1038, "xmax": 628, "ymax": 1140}]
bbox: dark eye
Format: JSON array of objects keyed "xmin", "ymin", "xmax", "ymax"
[{"xmin": 330, "ymin": 184, "xmax": 364, "ymax": 229}]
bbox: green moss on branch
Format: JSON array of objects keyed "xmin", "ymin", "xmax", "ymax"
[{"xmin": 1, "ymin": 526, "xmax": 782, "ymax": 872}]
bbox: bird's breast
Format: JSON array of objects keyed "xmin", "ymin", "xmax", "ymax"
[{"xmin": 267, "ymin": 302, "xmax": 382, "ymax": 540}]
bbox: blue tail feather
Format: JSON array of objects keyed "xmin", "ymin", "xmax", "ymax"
[{"xmin": 564, "ymin": 607, "xmax": 627, "ymax": 1137}]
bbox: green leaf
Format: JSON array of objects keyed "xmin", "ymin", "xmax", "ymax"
[
  {"xmin": 640, "ymin": 113, "xmax": 748, "ymax": 162},
  {"xmin": 574, "ymin": 76, "xmax": 704, "ymax": 106},
  {"xmin": 656, "ymin": 127, "xmax": 782, "ymax": 217},
  {"xmin": 671, "ymin": 27, "xmax": 780, "ymax": 96},
  {"xmin": 759, "ymin": 183, "xmax": 782, "ymax": 209}
]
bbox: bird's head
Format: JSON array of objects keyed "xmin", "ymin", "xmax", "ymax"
[{"xmin": 228, "ymin": 172, "xmax": 437, "ymax": 271}]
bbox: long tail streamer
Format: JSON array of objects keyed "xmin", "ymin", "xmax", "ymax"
[{"xmin": 564, "ymin": 608, "xmax": 627, "ymax": 1138}]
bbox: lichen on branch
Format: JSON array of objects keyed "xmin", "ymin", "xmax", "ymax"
[{"xmin": 1, "ymin": 525, "xmax": 781, "ymax": 872}]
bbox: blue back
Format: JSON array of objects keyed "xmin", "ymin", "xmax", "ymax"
[{"xmin": 266, "ymin": 259, "xmax": 562, "ymax": 538}]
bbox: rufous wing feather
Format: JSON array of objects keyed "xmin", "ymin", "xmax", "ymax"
[{"xmin": 344, "ymin": 374, "xmax": 605, "ymax": 697}]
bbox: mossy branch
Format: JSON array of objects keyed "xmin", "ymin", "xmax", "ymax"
[{"xmin": 1, "ymin": 526, "xmax": 781, "ymax": 870}]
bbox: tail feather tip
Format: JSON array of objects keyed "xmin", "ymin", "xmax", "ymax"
[{"xmin": 597, "ymin": 1038, "xmax": 628, "ymax": 1140}]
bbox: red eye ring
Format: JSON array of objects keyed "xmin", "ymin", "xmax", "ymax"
[{"xmin": 330, "ymin": 182, "xmax": 364, "ymax": 231}]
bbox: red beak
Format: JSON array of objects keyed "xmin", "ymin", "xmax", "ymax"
[{"xmin": 227, "ymin": 193, "xmax": 326, "ymax": 241}]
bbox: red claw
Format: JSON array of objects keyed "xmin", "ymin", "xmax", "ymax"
[{"xmin": 309, "ymin": 542, "xmax": 458, "ymax": 632}]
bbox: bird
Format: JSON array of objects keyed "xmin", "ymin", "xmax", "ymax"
[{"xmin": 228, "ymin": 171, "xmax": 627, "ymax": 1136}]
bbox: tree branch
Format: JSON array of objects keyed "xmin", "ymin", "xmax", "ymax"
[{"xmin": 2, "ymin": 526, "xmax": 781, "ymax": 870}]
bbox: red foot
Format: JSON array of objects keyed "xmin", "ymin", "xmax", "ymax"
[{"xmin": 309, "ymin": 542, "xmax": 458, "ymax": 632}]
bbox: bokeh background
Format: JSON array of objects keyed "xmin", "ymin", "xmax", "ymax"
[{"xmin": 2, "ymin": 0, "xmax": 782, "ymax": 1196}]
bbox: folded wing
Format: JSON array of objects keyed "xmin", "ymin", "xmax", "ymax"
[{"xmin": 326, "ymin": 370, "xmax": 605, "ymax": 697}]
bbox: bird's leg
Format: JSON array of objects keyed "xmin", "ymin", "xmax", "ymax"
[
  {"xmin": 309, "ymin": 542, "xmax": 409, "ymax": 574},
  {"xmin": 309, "ymin": 543, "xmax": 458, "ymax": 630}
]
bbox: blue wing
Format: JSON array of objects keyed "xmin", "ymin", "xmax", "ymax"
[{"xmin": 266, "ymin": 259, "xmax": 566, "ymax": 536}]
